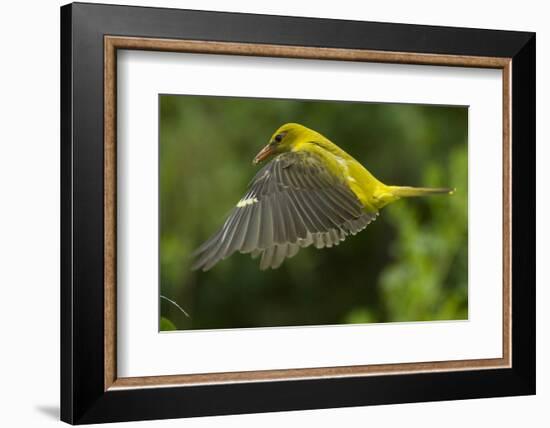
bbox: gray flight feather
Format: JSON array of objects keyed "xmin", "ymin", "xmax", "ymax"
[{"xmin": 192, "ymin": 151, "xmax": 377, "ymax": 271}]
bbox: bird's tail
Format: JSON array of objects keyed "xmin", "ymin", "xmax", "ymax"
[{"xmin": 389, "ymin": 186, "xmax": 455, "ymax": 198}]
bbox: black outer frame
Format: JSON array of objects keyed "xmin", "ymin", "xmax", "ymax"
[{"xmin": 60, "ymin": 2, "xmax": 535, "ymax": 424}]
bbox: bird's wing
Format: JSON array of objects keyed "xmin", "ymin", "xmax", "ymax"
[{"xmin": 192, "ymin": 151, "xmax": 378, "ymax": 271}]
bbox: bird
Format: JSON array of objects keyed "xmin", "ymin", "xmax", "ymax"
[{"xmin": 192, "ymin": 123, "xmax": 454, "ymax": 271}]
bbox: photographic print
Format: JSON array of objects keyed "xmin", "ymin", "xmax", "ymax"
[{"xmin": 159, "ymin": 95, "xmax": 468, "ymax": 331}]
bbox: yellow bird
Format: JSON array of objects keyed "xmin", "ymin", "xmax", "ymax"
[{"xmin": 193, "ymin": 123, "xmax": 453, "ymax": 271}]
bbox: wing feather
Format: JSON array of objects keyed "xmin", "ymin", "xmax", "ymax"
[
  {"xmin": 192, "ymin": 151, "xmax": 378, "ymax": 271},
  {"xmin": 258, "ymin": 197, "xmax": 274, "ymax": 249},
  {"xmin": 241, "ymin": 203, "xmax": 261, "ymax": 253}
]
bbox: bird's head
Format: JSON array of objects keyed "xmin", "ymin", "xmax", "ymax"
[{"xmin": 253, "ymin": 123, "xmax": 311, "ymax": 164}]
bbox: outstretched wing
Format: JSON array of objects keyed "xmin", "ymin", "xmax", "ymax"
[{"xmin": 192, "ymin": 151, "xmax": 378, "ymax": 271}]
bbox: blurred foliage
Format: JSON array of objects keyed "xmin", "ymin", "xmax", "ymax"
[
  {"xmin": 160, "ymin": 317, "xmax": 177, "ymax": 331},
  {"xmin": 159, "ymin": 95, "xmax": 468, "ymax": 331}
]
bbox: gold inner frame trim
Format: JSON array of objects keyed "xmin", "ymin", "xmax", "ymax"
[{"xmin": 104, "ymin": 36, "xmax": 512, "ymax": 391}]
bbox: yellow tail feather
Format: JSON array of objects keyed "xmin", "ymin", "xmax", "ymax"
[{"xmin": 390, "ymin": 186, "xmax": 455, "ymax": 198}]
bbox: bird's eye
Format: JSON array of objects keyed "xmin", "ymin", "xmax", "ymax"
[{"xmin": 274, "ymin": 133, "xmax": 284, "ymax": 143}]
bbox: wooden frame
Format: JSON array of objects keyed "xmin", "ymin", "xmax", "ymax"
[
  {"xmin": 62, "ymin": 2, "xmax": 535, "ymax": 424},
  {"xmin": 104, "ymin": 36, "xmax": 513, "ymax": 390}
]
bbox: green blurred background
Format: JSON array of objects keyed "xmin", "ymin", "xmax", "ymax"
[{"xmin": 159, "ymin": 95, "xmax": 468, "ymax": 331}]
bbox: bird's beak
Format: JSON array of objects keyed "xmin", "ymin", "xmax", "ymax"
[{"xmin": 253, "ymin": 144, "xmax": 274, "ymax": 164}]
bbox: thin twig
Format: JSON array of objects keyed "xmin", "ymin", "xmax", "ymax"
[{"xmin": 160, "ymin": 295, "xmax": 191, "ymax": 319}]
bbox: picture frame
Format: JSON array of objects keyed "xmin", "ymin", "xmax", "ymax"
[{"xmin": 60, "ymin": 2, "xmax": 535, "ymax": 424}]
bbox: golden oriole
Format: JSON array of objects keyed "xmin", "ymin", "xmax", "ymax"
[{"xmin": 193, "ymin": 123, "xmax": 453, "ymax": 271}]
